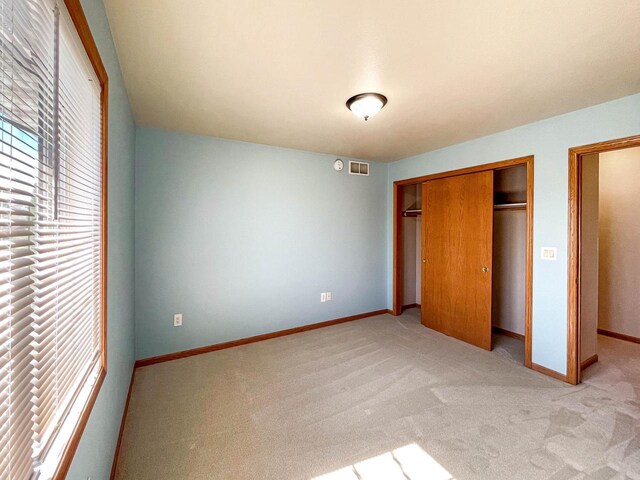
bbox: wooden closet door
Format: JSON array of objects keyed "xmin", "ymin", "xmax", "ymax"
[{"xmin": 421, "ymin": 171, "xmax": 494, "ymax": 350}]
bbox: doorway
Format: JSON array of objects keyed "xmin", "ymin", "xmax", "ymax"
[
  {"xmin": 567, "ymin": 134, "xmax": 640, "ymax": 385},
  {"xmin": 392, "ymin": 156, "xmax": 534, "ymax": 369}
]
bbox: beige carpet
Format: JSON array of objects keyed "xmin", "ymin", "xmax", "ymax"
[{"xmin": 114, "ymin": 310, "xmax": 640, "ymax": 479}]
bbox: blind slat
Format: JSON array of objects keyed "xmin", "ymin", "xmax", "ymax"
[{"xmin": 0, "ymin": 0, "xmax": 103, "ymax": 477}]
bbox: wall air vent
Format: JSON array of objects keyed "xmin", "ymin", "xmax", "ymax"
[{"xmin": 349, "ymin": 161, "xmax": 369, "ymax": 176}]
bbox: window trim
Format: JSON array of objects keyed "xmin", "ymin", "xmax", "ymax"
[{"xmin": 52, "ymin": 1, "xmax": 108, "ymax": 478}]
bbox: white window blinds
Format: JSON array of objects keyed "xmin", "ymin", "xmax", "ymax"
[{"xmin": 0, "ymin": 0, "xmax": 104, "ymax": 478}]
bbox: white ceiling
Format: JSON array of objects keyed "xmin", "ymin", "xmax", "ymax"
[{"xmin": 104, "ymin": 0, "xmax": 640, "ymax": 162}]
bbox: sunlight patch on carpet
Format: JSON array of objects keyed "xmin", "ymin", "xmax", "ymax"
[{"xmin": 312, "ymin": 443, "xmax": 454, "ymax": 480}]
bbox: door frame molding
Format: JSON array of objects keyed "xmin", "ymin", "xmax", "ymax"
[
  {"xmin": 567, "ymin": 134, "xmax": 640, "ymax": 385},
  {"xmin": 393, "ymin": 155, "xmax": 534, "ymax": 368}
]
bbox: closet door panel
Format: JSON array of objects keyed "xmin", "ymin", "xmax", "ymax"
[{"xmin": 421, "ymin": 171, "xmax": 494, "ymax": 350}]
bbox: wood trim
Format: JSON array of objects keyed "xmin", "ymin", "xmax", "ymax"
[
  {"xmin": 524, "ymin": 158, "xmax": 534, "ymax": 368},
  {"xmin": 64, "ymin": 0, "xmax": 108, "ymax": 87},
  {"xmin": 580, "ymin": 354, "xmax": 598, "ymax": 370},
  {"xmin": 135, "ymin": 309, "xmax": 390, "ymax": 368},
  {"xmin": 567, "ymin": 148, "xmax": 579, "ymax": 385},
  {"xmin": 392, "ymin": 155, "xmax": 534, "ymax": 370},
  {"xmin": 54, "ymin": 2, "xmax": 109, "ymax": 479},
  {"xmin": 394, "ymin": 155, "xmax": 533, "ymax": 187},
  {"xmin": 392, "ymin": 183, "xmax": 403, "ymax": 315},
  {"xmin": 532, "ymin": 363, "xmax": 567, "ymax": 382},
  {"xmin": 568, "ymin": 135, "xmax": 640, "ymax": 157},
  {"xmin": 598, "ymin": 328, "xmax": 640, "ymax": 344},
  {"xmin": 567, "ymin": 134, "xmax": 640, "ymax": 385},
  {"xmin": 492, "ymin": 326, "xmax": 525, "ymax": 341},
  {"xmin": 54, "ymin": 369, "xmax": 106, "ymax": 479},
  {"xmin": 109, "ymin": 369, "xmax": 136, "ymax": 479},
  {"xmin": 420, "ymin": 182, "xmax": 427, "ymax": 325}
]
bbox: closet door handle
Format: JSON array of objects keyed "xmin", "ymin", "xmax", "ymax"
[
  {"xmin": 482, "ymin": 266, "xmax": 489, "ymax": 273},
  {"xmin": 422, "ymin": 259, "xmax": 426, "ymax": 263}
]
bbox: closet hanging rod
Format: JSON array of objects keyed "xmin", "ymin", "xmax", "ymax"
[
  {"xmin": 494, "ymin": 202, "xmax": 527, "ymax": 210},
  {"xmin": 402, "ymin": 209, "xmax": 422, "ymax": 217}
]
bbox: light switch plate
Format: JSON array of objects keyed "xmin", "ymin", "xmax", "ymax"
[
  {"xmin": 541, "ymin": 247, "xmax": 557, "ymax": 261},
  {"xmin": 173, "ymin": 313, "xmax": 183, "ymax": 326},
  {"xmin": 320, "ymin": 293, "xmax": 327, "ymax": 302}
]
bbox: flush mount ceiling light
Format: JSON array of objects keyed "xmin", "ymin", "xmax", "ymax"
[{"xmin": 346, "ymin": 93, "xmax": 387, "ymax": 121}]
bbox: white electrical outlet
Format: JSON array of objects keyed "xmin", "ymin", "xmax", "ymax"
[
  {"xmin": 173, "ymin": 313, "xmax": 183, "ymax": 327},
  {"xmin": 541, "ymin": 247, "xmax": 557, "ymax": 261},
  {"xmin": 320, "ymin": 292, "xmax": 327, "ymax": 302},
  {"xmin": 326, "ymin": 292, "xmax": 332, "ymax": 301}
]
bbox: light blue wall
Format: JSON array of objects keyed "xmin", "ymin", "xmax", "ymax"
[
  {"xmin": 67, "ymin": 0, "xmax": 136, "ymax": 478},
  {"xmin": 134, "ymin": 128, "xmax": 388, "ymax": 360},
  {"xmin": 387, "ymin": 93, "xmax": 640, "ymax": 375}
]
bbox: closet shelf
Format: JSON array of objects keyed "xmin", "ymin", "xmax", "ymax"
[
  {"xmin": 402, "ymin": 209, "xmax": 422, "ymax": 217},
  {"xmin": 405, "ymin": 204, "xmax": 525, "ymax": 215},
  {"xmin": 494, "ymin": 202, "xmax": 527, "ymax": 211}
]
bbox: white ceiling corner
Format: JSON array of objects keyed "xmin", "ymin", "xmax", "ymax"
[{"xmin": 104, "ymin": 0, "xmax": 640, "ymax": 162}]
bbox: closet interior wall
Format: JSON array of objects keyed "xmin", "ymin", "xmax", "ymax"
[
  {"xmin": 401, "ymin": 184, "xmax": 421, "ymax": 308},
  {"xmin": 492, "ymin": 166, "xmax": 527, "ymax": 340}
]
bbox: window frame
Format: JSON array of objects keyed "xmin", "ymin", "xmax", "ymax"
[{"xmin": 52, "ymin": 1, "xmax": 108, "ymax": 478}]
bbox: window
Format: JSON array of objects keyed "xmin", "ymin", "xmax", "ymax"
[{"xmin": 0, "ymin": 0, "xmax": 107, "ymax": 478}]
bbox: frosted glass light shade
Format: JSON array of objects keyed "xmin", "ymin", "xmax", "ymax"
[{"xmin": 346, "ymin": 93, "xmax": 387, "ymax": 121}]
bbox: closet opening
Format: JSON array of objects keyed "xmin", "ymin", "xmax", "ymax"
[
  {"xmin": 397, "ymin": 183, "xmax": 422, "ymax": 314},
  {"xmin": 568, "ymin": 135, "xmax": 640, "ymax": 385},
  {"xmin": 393, "ymin": 156, "xmax": 533, "ymax": 370},
  {"xmin": 492, "ymin": 165, "xmax": 527, "ymax": 365}
]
